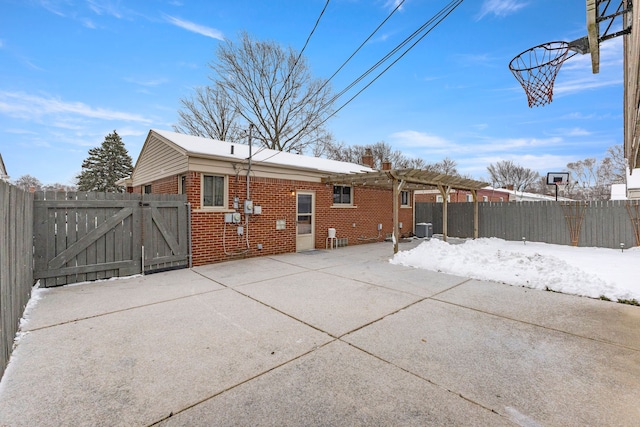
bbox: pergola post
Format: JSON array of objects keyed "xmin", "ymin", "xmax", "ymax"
[
  {"xmin": 472, "ymin": 189, "xmax": 479, "ymax": 239},
  {"xmin": 321, "ymin": 168, "xmax": 489, "ymax": 254},
  {"xmin": 392, "ymin": 178, "xmax": 405, "ymax": 254},
  {"xmin": 438, "ymin": 184, "xmax": 450, "ymax": 242}
]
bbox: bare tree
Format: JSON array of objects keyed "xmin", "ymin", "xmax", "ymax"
[
  {"xmin": 174, "ymin": 85, "xmax": 242, "ymax": 142},
  {"xmin": 13, "ymin": 174, "xmax": 42, "ymax": 191},
  {"xmin": 606, "ymin": 144, "xmax": 626, "ymax": 183},
  {"xmin": 566, "ymin": 157, "xmax": 617, "ymax": 200},
  {"xmin": 43, "ymin": 183, "xmax": 76, "ymax": 192},
  {"xmin": 178, "ymin": 31, "xmax": 334, "ymax": 153},
  {"xmin": 487, "ymin": 160, "xmax": 539, "ymax": 192},
  {"xmin": 322, "ymin": 140, "xmax": 425, "ymax": 169},
  {"xmin": 425, "ymin": 157, "xmax": 461, "ymax": 176}
]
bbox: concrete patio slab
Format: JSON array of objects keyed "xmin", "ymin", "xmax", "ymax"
[
  {"xmin": 433, "ymin": 279, "xmax": 640, "ymax": 350},
  {"xmin": 320, "ymin": 260, "xmax": 469, "ymax": 298},
  {"xmin": 0, "ymin": 288, "xmax": 332, "ymax": 427},
  {"xmin": 1, "ymin": 242, "xmax": 639, "ymax": 426},
  {"xmin": 24, "ymin": 269, "xmax": 223, "ymax": 331},
  {"xmin": 236, "ymin": 270, "xmax": 420, "ymax": 337},
  {"xmin": 193, "ymin": 256, "xmax": 308, "ymax": 287},
  {"xmin": 343, "ymin": 298, "xmax": 640, "ymax": 427},
  {"xmin": 157, "ymin": 340, "xmax": 514, "ymax": 427}
]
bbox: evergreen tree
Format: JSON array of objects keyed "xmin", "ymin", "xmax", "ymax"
[{"xmin": 76, "ymin": 131, "xmax": 133, "ymax": 192}]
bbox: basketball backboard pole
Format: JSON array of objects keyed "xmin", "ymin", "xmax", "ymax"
[{"xmin": 587, "ymin": 0, "xmax": 633, "ymax": 74}]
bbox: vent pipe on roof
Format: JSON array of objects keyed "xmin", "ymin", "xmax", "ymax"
[{"xmin": 231, "ymin": 145, "xmax": 234, "ymax": 155}]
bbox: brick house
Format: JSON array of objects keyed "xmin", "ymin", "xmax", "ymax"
[{"xmin": 128, "ymin": 130, "xmax": 417, "ymax": 266}]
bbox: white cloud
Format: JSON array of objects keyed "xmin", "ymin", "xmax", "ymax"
[
  {"xmin": 124, "ymin": 77, "xmax": 169, "ymax": 87},
  {"xmin": 390, "ymin": 130, "xmax": 562, "ymax": 155},
  {"xmin": 477, "ymin": 0, "xmax": 528, "ymax": 20},
  {"xmin": 164, "ymin": 15, "xmax": 224, "ymax": 40},
  {"xmin": 82, "ymin": 18, "xmax": 97, "ymax": 29},
  {"xmin": 86, "ymin": 0, "xmax": 123, "ymax": 19},
  {"xmin": 0, "ymin": 91, "xmax": 152, "ymax": 123},
  {"xmin": 390, "ymin": 130, "xmax": 451, "ymax": 149},
  {"xmin": 38, "ymin": 0, "xmax": 66, "ymax": 17},
  {"xmin": 561, "ymin": 128, "xmax": 592, "ymax": 137},
  {"xmin": 384, "ymin": 0, "xmax": 404, "ymax": 11}
]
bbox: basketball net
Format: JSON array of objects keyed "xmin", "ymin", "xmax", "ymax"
[{"xmin": 509, "ymin": 42, "xmax": 575, "ymax": 107}]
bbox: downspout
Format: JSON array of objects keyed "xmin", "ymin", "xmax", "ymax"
[
  {"xmin": 245, "ymin": 124, "xmax": 253, "ymax": 252},
  {"xmin": 247, "ymin": 124, "xmax": 252, "ymax": 201}
]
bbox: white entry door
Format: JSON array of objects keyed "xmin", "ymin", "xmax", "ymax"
[{"xmin": 296, "ymin": 191, "xmax": 315, "ymax": 251}]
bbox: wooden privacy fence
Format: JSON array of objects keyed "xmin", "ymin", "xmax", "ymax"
[
  {"xmin": 33, "ymin": 192, "xmax": 190, "ymax": 288},
  {"xmin": 0, "ymin": 181, "xmax": 33, "ymax": 379},
  {"xmin": 416, "ymin": 200, "xmax": 639, "ymax": 249}
]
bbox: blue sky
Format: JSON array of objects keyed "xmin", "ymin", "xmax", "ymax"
[{"xmin": 0, "ymin": 0, "xmax": 623, "ymax": 185}]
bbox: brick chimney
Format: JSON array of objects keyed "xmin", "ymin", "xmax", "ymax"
[
  {"xmin": 361, "ymin": 148, "xmax": 374, "ymax": 168},
  {"xmin": 382, "ymin": 159, "xmax": 392, "ymax": 170}
]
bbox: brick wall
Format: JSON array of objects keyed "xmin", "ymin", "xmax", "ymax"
[{"xmin": 136, "ymin": 172, "xmax": 414, "ymax": 266}]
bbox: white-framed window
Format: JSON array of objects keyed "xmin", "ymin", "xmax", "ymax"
[
  {"xmin": 333, "ymin": 185, "xmax": 352, "ymax": 205},
  {"xmin": 466, "ymin": 194, "xmax": 473, "ymax": 202},
  {"xmin": 202, "ymin": 174, "xmax": 226, "ymax": 208},
  {"xmin": 401, "ymin": 191, "xmax": 410, "ymax": 206},
  {"xmin": 483, "ymin": 195, "xmax": 488, "ymax": 202},
  {"xmin": 499, "ymin": 197, "xmax": 504, "ymax": 202},
  {"xmin": 436, "ymin": 195, "xmax": 450, "ymax": 203}
]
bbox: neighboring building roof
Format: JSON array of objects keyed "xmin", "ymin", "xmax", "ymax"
[
  {"xmin": 497, "ymin": 187, "xmax": 573, "ymax": 202},
  {"xmin": 415, "ymin": 186, "xmax": 510, "ymax": 195},
  {"xmin": 0, "ymin": 152, "xmax": 8, "ymax": 181},
  {"xmin": 611, "ymin": 183, "xmax": 627, "ymax": 200},
  {"xmin": 609, "ymin": 168, "xmax": 640, "ymax": 200},
  {"xmin": 151, "ymin": 129, "xmax": 374, "ymax": 175}
]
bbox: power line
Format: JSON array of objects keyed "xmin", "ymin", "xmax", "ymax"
[
  {"xmin": 322, "ymin": 0, "xmax": 406, "ymax": 89},
  {"xmin": 321, "ymin": 0, "xmax": 464, "ymax": 124},
  {"xmin": 275, "ymin": 0, "xmax": 331, "ymax": 103},
  {"xmin": 250, "ymin": 0, "xmax": 331, "ymax": 163}
]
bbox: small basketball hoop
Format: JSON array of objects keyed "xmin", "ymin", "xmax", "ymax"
[
  {"xmin": 546, "ymin": 172, "xmax": 569, "ymax": 201},
  {"xmin": 509, "ymin": 41, "xmax": 577, "ymax": 107}
]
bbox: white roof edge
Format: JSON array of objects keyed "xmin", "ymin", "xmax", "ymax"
[{"xmin": 150, "ymin": 129, "xmax": 374, "ymax": 175}]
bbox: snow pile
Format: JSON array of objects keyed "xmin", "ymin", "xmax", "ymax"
[
  {"xmin": 14, "ymin": 283, "xmax": 49, "ymax": 342},
  {"xmin": 391, "ymin": 238, "xmax": 639, "ymax": 302}
]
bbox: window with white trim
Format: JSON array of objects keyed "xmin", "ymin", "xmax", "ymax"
[
  {"xmin": 333, "ymin": 185, "xmax": 352, "ymax": 205},
  {"xmin": 483, "ymin": 195, "xmax": 488, "ymax": 202},
  {"xmin": 401, "ymin": 191, "xmax": 410, "ymax": 206},
  {"xmin": 202, "ymin": 174, "xmax": 225, "ymax": 208},
  {"xmin": 466, "ymin": 194, "xmax": 473, "ymax": 202}
]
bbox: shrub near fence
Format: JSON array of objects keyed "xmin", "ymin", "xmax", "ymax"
[
  {"xmin": 415, "ymin": 200, "xmax": 639, "ymax": 249},
  {"xmin": 0, "ymin": 181, "xmax": 33, "ymax": 379}
]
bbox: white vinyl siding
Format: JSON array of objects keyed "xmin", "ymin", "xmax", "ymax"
[{"xmin": 131, "ymin": 135, "xmax": 188, "ymax": 186}]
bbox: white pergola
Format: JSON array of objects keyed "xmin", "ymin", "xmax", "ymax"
[{"xmin": 322, "ymin": 168, "xmax": 489, "ymax": 254}]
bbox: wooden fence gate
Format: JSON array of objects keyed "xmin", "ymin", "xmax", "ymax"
[{"xmin": 33, "ymin": 192, "xmax": 190, "ymax": 287}]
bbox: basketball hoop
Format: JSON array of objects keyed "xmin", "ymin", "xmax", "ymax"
[
  {"xmin": 546, "ymin": 172, "xmax": 569, "ymax": 201},
  {"xmin": 509, "ymin": 41, "xmax": 577, "ymax": 107}
]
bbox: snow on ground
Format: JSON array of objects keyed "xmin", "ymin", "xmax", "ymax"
[{"xmin": 391, "ymin": 237, "xmax": 639, "ymax": 302}]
